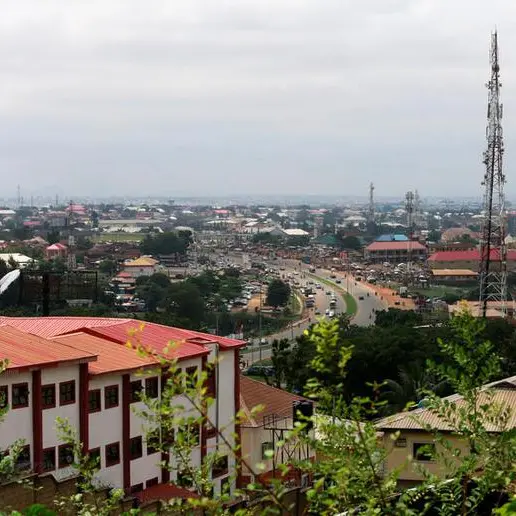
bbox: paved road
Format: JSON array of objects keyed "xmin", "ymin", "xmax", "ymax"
[{"xmin": 243, "ymin": 264, "xmax": 347, "ymax": 364}]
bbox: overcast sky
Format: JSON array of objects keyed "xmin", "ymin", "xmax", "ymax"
[{"xmin": 1, "ymin": 1, "xmax": 516, "ymax": 200}]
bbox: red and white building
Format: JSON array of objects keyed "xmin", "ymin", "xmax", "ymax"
[
  {"xmin": 364, "ymin": 241, "xmax": 427, "ymax": 264},
  {"xmin": 0, "ymin": 317, "xmax": 244, "ymax": 503}
]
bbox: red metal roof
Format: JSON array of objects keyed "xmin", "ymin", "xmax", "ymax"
[
  {"xmin": 0, "ymin": 316, "xmax": 243, "ymax": 356},
  {"xmin": 134, "ymin": 482, "xmax": 199, "ymax": 503},
  {"xmin": 428, "ymin": 250, "xmax": 516, "ymax": 262},
  {"xmin": 0, "ymin": 326, "xmax": 96, "ymax": 371},
  {"xmin": 80, "ymin": 323, "xmax": 211, "ymax": 361},
  {"xmin": 366, "ymin": 241, "xmax": 427, "ymax": 252},
  {"xmin": 54, "ymin": 332, "xmax": 158, "ymax": 375}
]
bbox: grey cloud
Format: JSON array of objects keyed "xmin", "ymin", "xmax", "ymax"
[{"xmin": 0, "ymin": 0, "xmax": 515, "ymax": 199}]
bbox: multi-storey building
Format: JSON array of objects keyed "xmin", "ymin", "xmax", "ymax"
[{"xmin": 0, "ymin": 317, "xmax": 243, "ymax": 506}]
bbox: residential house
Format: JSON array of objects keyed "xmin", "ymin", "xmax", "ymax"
[
  {"xmin": 364, "ymin": 241, "xmax": 427, "ymax": 264},
  {"xmin": 240, "ymin": 377, "xmax": 315, "ymax": 487},
  {"xmin": 375, "ymin": 376, "xmax": 516, "ymax": 488},
  {"xmin": 122, "ymin": 256, "xmax": 160, "ymax": 278}
]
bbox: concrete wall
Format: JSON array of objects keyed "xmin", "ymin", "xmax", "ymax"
[{"xmin": 381, "ymin": 430, "xmax": 468, "ymax": 482}]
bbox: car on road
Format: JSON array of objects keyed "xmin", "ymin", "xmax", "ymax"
[
  {"xmin": 335, "ymin": 279, "xmax": 342, "ymax": 284},
  {"xmin": 326, "ymin": 290, "xmax": 332, "ymax": 295},
  {"xmin": 243, "ymin": 365, "xmax": 275, "ymax": 377},
  {"xmin": 315, "ymin": 309, "xmax": 321, "ymax": 315},
  {"xmin": 358, "ymin": 296, "xmax": 364, "ymax": 300}
]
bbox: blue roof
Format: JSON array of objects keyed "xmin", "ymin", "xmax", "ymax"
[{"xmin": 375, "ymin": 234, "xmax": 409, "ymax": 242}]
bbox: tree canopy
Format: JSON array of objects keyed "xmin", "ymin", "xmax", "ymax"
[
  {"xmin": 140, "ymin": 231, "xmax": 191, "ymax": 256},
  {"xmin": 266, "ymin": 279, "xmax": 291, "ymax": 308}
]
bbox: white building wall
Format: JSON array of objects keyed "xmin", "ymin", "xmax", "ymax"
[
  {"xmin": 88, "ymin": 375, "xmax": 124, "ymax": 489},
  {"xmin": 0, "ymin": 371, "xmax": 33, "ymax": 454}
]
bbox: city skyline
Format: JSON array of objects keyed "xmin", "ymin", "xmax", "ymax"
[{"xmin": 1, "ymin": 1, "xmax": 516, "ymax": 197}]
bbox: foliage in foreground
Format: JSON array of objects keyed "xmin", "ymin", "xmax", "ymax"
[{"xmin": 2, "ymin": 309, "xmax": 516, "ymax": 514}]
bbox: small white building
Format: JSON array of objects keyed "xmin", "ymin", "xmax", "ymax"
[{"xmin": 122, "ymin": 257, "xmax": 160, "ymax": 278}]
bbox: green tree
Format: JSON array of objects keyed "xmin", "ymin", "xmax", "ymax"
[
  {"xmin": 266, "ymin": 279, "xmax": 291, "ymax": 308},
  {"xmin": 166, "ymin": 282, "xmax": 205, "ymax": 327},
  {"xmin": 339, "ymin": 235, "xmax": 362, "ymax": 250},
  {"xmin": 140, "ymin": 232, "xmax": 190, "ymax": 256},
  {"xmin": 98, "ymin": 258, "xmax": 117, "ymax": 276}
]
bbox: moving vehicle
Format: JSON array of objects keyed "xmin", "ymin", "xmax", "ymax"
[{"xmin": 358, "ymin": 296, "xmax": 364, "ymax": 300}]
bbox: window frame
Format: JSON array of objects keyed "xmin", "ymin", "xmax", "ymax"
[
  {"xmin": 212, "ymin": 455, "xmax": 229, "ymax": 478},
  {"xmin": 146, "ymin": 477, "xmax": 159, "ymax": 488},
  {"xmin": 42, "ymin": 447, "xmax": 56, "ymax": 473},
  {"xmin": 15, "ymin": 444, "xmax": 31, "ymax": 471},
  {"xmin": 146, "ymin": 431, "xmax": 160, "ymax": 455},
  {"xmin": 130, "ymin": 436, "xmax": 143, "ymax": 461},
  {"xmin": 261, "ymin": 442, "xmax": 274, "ymax": 460},
  {"xmin": 104, "ymin": 384, "xmax": 119, "ymax": 409},
  {"xmin": 130, "ymin": 483, "xmax": 143, "ymax": 495},
  {"xmin": 59, "ymin": 380, "xmax": 76, "ymax": 406},
  {"xmin": 41, "ymin": 384, "xmax": 56, "ymax": 410},
  {"xmin": 186, "ymin": 366, "xmax": 198, "ymax": 386},
  {"xmin": 88, "ymin": 446, "xmax": 102, "ymax": 469},
  {"xmin": 12, "ymin": 382, "xmax": 29, "ymax": 409},
  {"xmin": 413, "ymin": 442, "xmax": 436, "ymax": 463},
  {"xmin": 88, "ymin": 389, "xmax": 101, "ymax": 413},
  {"xmin": 58, "ymin": 443, "xmax": 74, "ymax": 469},
  {"xmin": 130, "ymin": 380, "xmax": 142, "ymax": 403},
  {"xmin": 105, "ymin": 442, "xmax": 120, "ymax": 467},
  {"xmin": 0, "ymin": 385, "xmax": 8, "ymax": 409},
  {"xmin": 206, "ymin": 368, "xmax": 217, "ymax": 398},
  {"xmin": 145, "ymin": 377, "xmax": 159, "ymax": 399}
]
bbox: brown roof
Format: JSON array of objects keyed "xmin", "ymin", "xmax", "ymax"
[
  {"xmin": 376, "ymin": 376, "xmax": 516, "ymax": 433},
  {"xmin": 240, "ymin": 376, "xmax": 311, "ymax": 428}
]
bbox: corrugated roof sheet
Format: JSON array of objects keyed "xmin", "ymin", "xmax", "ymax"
[
  {"xmin": 0, "ymin": 317, "xmax": 244, "ymax": 350},
  {"xmin": 123, "ymin": 257, "xmax": 158, "ymax": 267},
  {"xmin": 0, "ymin": 326, "xmax": 95, "ymax": 371},
  {"xmin": 54, "ymin": 332, "xmax": 157, "ymax": 375},
  {"xmin": 376, "ymin": 376, "xmax": 516, "ymax": 432},
  {"xmin": 240, "ymin": 376, "xmax": 311, "ymax": 428},
  {"xmin": 429, "ymin": 250, "xmax": 516, "ymax": 262},
  {"xmin": 366, "ymin": 241, "xmax": 427, "ymax": 252}
]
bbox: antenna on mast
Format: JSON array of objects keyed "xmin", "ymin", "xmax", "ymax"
[{"xmin": 479, "ymin": 31, "xmax": 508, "ymax": 318}]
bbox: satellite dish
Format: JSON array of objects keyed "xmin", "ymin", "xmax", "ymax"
[{"xmin": 0, "ymin": 269, "xmax": 20, "ymax": 296}]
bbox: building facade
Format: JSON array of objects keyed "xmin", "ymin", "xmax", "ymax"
[{"xmin": 0, "ymin": 317, "xmax": 243, "ymax": 507}]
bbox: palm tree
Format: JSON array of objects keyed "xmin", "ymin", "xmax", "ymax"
[{"xmin": 382, "ymin": 362, "xmax": 446, "ymax": 414}]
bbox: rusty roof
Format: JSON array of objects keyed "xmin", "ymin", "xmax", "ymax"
[
  {"xmin": 54, "ymin": 332, "xmax": 158, "ymax": 376},
  {"xmin": 0, "ymin": 326, "xmax": 96, "ymax": 371},
  {"xmin": 376, "ymin": 376, "xmax": 516, "ymax": 433},
  {"xmin": 240, "ymin": 376, "xmax": 311, "ymax": 428}
]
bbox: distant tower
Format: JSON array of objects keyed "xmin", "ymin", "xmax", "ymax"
[
  {"xmin": 17, "ymin": 185, "xmax": 21, "ymax": 209},
  {"xmin": 368, "ymin": 183, "xmax": 375, "ymax": 224},
  {"xmin": 479, "ymin": 31, "xmax": 507, "ymax": 318},
  {"xmin": 67, "ymin": 201, "xmax": 77, "ymax": 270},
  {"xmin": 405, "ymin": 191, "xmax": 415, "ymax": 285}
]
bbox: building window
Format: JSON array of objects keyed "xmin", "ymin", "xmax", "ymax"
[
  {"xmin": 15, "ymin": 445, "xmax": 31, "ymax": 471},
  {"xmin": 12, "ymin": 383, "xmax": 29, "ymax": 409},
  {"xmin": 176, "ymin": 470, "xmax": 193, "ymax": 488},
  {"xmin": 88, "ymin": 389, "xmax": 101, "ymax": 413},
  {"xmin": 41, "ymin": 384, "xmax": 56, "ymax": 409},
  {"xmin": 0, "ymin": 385, "xmax": 8, "ymax": 409},
  {"xmin": 146, "ymin": 477, "xmax": 159, "ymax": 488},
  {"xmin": 58, "ymin": 444, "xmax": 74, "ymax": 468},
  {"xmin": 147, "ymin": 431, "xmax": 160, "ymax": 455},
  {"xmin": 206, "ymin": 368, "xmax": 217, "ymax": 398},
  {"xmin": 212, "ymin": 455, "xmax": 229, "ymax": 478},
  {"xmin": 59, "ymin": 381, "xmax": 76, "ymax": 406},
  {"xmin": 261, "ymin": 442, "xmax": 274, "ymax": 460},
  {"xmin": 130, "ymin": 436, "xmax": 143, "ymax": 460},
  {"xmin": 220, "ymin": 476, "xmax": 231, "ymax": 494},
  {"xmin": 130, "ymin": 483, "xmax": 143, "ymax": 495},
  {"xmin": 413, "ymin": 442, "xmax": 435, "ymax": 462},
  {"xmin": 89, "ymin": 448, "xmax": 101, "ymax": 469},
  {"xmin": 205, "ymin": 424, "xmax": 217, "ymax": 439},
  {"xmin": 104, "ymin": 385, "xmax": 119, "ymax": 409},
  {"xmin": 42, "ymin": 447, "xmax": 56, "ymax": 472},
  {"xmin": 186, "ymin": 366, "xmax": 198, "ymax": 386},
  {"xmin": 130, "ymin": 380, "xmax": 142, "ymax": 403},
  {"xmin": 145, "ymin": 377, "xmax": 159, "ymax": 399},
  {"xmin": 105, "ymin": 442, "xmax": 120, "ymax": 467}
]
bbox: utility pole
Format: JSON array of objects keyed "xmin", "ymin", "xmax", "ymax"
[{"xmin": 479, "ymin": 31, "xmax": 508, "ymax": 318}]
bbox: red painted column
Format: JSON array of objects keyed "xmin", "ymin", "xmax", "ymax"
[
  {"xmin": 79, "ymin": 363, "xmax": 89, "ymax": 455},
  {"xmin": 234, "ymin": 349, "xmax": 242, "ymax": 487},
  {"xmin": 32, "ymin": 370, "xmax": 42, "ymax": 474},
  {"xmin": 122, "ymin": 374, "xmax": 131, "ymax": 492}
]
